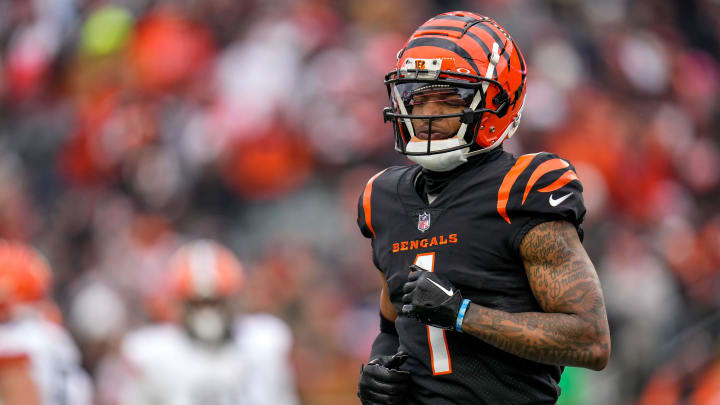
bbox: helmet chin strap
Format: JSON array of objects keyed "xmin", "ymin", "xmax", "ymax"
[
  {"xmin": 465, "ymin": 99, "xmax": 525, "ymax": 157},
  {"xmin": 460, "ymin": 41, "xmax": 525, "ymax": 157},
  {"xmin": 406, "ymin": 96, "xmax": 525, "ymax": 170},
  {"xmin": 406, "ymin": 43, "xmax": 507, "ymax": 172},
  {"xmin": 400, "ymin": 41, "xmax": 518, "ymax": 166}
]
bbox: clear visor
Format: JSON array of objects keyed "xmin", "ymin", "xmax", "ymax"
[
  {"xmin": 384, "ymin": 73, "xmax": 508, "ymax": 155},
  {"xmin": 392, "ymin": 83, "xmax": 476, "ymax": 113}
]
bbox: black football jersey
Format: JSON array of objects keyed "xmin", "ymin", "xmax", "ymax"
[{"xmin": 357, "ymin": 150, "xmax": 586, "ymax": 405}]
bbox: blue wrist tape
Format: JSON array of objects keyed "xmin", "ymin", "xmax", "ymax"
[{"xmin": 456, "ymin": 299, "xmax": 471, "ymax": 332}]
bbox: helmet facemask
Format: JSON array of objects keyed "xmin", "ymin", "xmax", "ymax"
[
  {"xmin": 383, "ymin": 58, "xmax": 510, "ymax": 171},
  {"xmin": 182, "ymin": 298, "xmax": 233, "ymax": 346},
  {"xmin": 383, "ymin": 12, "xmax": 528, "ymax": 170}
]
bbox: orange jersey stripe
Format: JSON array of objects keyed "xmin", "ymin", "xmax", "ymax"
[
  {"xmin": 497, "ymin": 153, "xmax": 537, "ymax": 224},
  {"xmin": 538, "ymin": 170, "xmax": 579, "ymax": 193},
  {"xmin": 0, "ymin": 353, "xmax": 29, "ymax": 367},
  {"xmin": 363, "ymin": 169, "xmax": 387, "ymax": 238},
  {"xmin": 521, "ymin": 159, "xmax": 570, "ymax": 205}
]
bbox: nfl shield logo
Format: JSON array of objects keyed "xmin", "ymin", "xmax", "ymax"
[{"xmin": 418, "ymin": 212, "xmax": 431, "ymax": 232}]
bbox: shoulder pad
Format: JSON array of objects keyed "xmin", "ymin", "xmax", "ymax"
[
  {"xmin": 121, "ymin": 324, "xmax": 181, "ymax": 366},
  {"xmin": 497, "ymin": 152, "xmax": 585, "ymax": 226},
  {"xmin": 235, "ymin": 313, "xmax": 293, "ymax": 354},
  {"xmin": 357, "ymin": 167, "xmax": 409, "ymax": 238}
]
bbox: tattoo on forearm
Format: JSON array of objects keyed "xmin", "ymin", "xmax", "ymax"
[
  {"xmin": 462, "ymin": 221, "xmax": 610, "ymax": 370},
  {"xmin": 464, "ymin": 305, "xmax": 608, "ymax": 369}
]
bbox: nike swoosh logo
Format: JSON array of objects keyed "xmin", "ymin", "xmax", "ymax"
[
  {"xmin": 549, "ymin": 192, "xmax": 572, "ymax": 207},
  {"xmin": 427, "ymin": 278, "xmax": 454, "ymax": 296}
]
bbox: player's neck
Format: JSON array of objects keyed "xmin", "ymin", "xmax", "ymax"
[{"xmin": 417, "ymin": 148, "xmax": 503, "ymax": 199}]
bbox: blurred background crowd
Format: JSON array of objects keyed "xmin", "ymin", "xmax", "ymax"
[{"xmin": 1, "ymin": 0, "xmax": 719, "ymax": 403}]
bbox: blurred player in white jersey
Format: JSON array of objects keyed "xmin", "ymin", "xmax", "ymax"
[
  {"xmin": 120, "ymin": 239, "xmax": 299, "ymax": 405},
  {"xmin": 0, "ymin": 349, "xmax": 39, "ymax": 405},
  {"xmin": 0, "ymin": 241, "xmax": 93, "ymax": 405}
]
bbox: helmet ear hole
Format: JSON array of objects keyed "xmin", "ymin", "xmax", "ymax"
[
  {"xmin": 467, "ymin": 117, "xmax": 483, "ymax": 146},
  {"xmin": 492, "ymin": 91, "xmax": 510, "ymax": 118}
]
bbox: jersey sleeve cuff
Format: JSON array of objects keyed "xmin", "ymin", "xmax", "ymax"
[{"xmin": 511, "ymin": 217, "xmax": 555, "ymax": 257}]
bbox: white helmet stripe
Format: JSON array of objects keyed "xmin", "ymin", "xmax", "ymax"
[
  {"xmin": 188, "ymin": 240, "xmax": 218, "ymax": 298},
  {"xmin": 481, "ymin": 42, "xmax": 500, "ymax": 94},
  {"xmin": 457, "ymin": 41, "xmax": 499, "ymax": 143}
]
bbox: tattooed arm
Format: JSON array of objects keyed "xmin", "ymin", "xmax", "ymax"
[{"xmin": 460, "ymin": 220, "xmax": 611, "ymax": 370}]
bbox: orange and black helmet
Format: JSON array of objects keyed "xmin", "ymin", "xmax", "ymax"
[
  {"xmin": 167, "ymin": 239, "xmax": 244, "ymax": 300},
  {"xmin": 384, "ymin": 11, "xmax": 527, "ymax": 155},
  {"xmin": 0, "ymin": 241, "xmax": 52, "ymax": 319}
]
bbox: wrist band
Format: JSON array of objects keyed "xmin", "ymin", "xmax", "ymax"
[{"xmin": 456, "ymin": 299, "xmax": 471, "ymax": 332}]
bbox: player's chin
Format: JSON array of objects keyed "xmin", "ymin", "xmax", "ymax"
[{"xmin": 412, "ymin": 131, "xmax": 453, "ymax": 141}]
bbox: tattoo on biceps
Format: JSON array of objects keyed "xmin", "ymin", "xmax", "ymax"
[
  {"xmin": 462, "ymin": 221, "xmax": 610, "ymax": 368},
  {"xmin": 491, "ymin": 220, "xmax": 610, "ymax": 367},
  {"xmin": 520, "ymin": 221, "xmax": 602, "ymax": 312}
]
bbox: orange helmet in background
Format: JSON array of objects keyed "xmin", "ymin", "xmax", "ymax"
[
  {"xmin": 167, "ymin": 239, "xmax": 244, "ymax": 300},
  {"xmin": 0, "ymin": 241, "xmax": 52, "ymax": 319},
  {"xmin": 384, "ymin": 11, "xmax": 527, "ymax": 156}
]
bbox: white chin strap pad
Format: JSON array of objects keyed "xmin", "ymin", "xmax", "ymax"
[{"xmin": 406, "ymin": 138, "xmax": 469, "ymax": 172}]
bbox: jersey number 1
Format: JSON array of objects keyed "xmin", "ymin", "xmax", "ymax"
[{"xmin": 414, "ymin": 252, "xmax": 452, "ymax": 375}]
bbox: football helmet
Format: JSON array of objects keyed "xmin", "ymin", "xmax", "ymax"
[
  {"xmin": 167, "ymin": 239, "xmax": 244, "ymax": 300},
  {"xmin": 167, "ymin": 239, "xmax": 245, "ymax": 344},
  {"xmin": 384, "ymin": 11, "xmax": 527, "ymax": 161},
  {"xmin": 0, "ymin": 241, "xmax": 52, "ymax": 319}
]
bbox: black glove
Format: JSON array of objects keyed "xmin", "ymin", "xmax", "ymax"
[
  {"xmin": 357, "ymin": 352, "xmax": 410, "ymax": 405},
  {"xmin": 401, "ymin": 265, "xmax": 464, "ymax": 330}
]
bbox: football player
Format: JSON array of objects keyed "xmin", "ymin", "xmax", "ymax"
[
  {"xmin": 0, "ymin": 241, "xmax": 93, "ymax": 405},
  {"xmin": 0, "ymin": 351, "xmax": 40, "ymax": 405},
  {"xmin": 356, "ymin": 11, "xmax": 610, "ymax": 404},
  {"xmin": 119, "ymin": 239, "xmax": 299, "ymax": 405}
]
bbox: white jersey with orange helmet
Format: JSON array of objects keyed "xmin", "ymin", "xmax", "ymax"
[
  {"xmin": 120, "ymin": 313, "xmax": 299, "ymax": 405},
  {"xmin": 0, "ymin": 241, "xmax": 53, "ymax": 321},
  {"xmin": 167, "ymin": 239, "xmax": 245, "ymax": 300},
  {"xmin": 0, "ymin": 312, "xmax": 93, "ymax": 405},
  {"xmin": 0, "ymin": 241, "xmax": 92, "ymax": 405}
]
